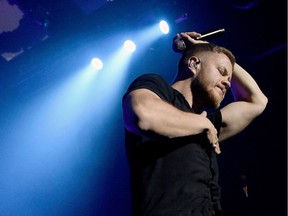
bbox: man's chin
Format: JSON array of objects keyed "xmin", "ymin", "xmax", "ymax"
[{"xmin": 212, "ymin": 100, "xmax": 221, "ymax": 109}]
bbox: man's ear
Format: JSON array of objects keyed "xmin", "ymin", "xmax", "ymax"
[
  {"xmin": 188, "ymin": 56, "xmax": 201, "ymax": 74},
  {"xmin": 188, "ymin": 56, "xmax": 201, "ymax": 68}
]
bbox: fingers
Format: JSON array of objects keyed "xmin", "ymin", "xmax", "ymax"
[
  {"xmin": 177, "ymin": 32, "xmax": 209, "ymax": 44},
  {"xmin": 179, "ymin": 32, "xmax": 199, "ymax": 44},
  {"xmin": 212, "ymin": 129, "xmax": 221, "ymax": 154},
  {"xmin": 173, "ymin": 33, "xmax": 181, "ymax": 41},
  {"xmin": 172, "ymin": 31, "xmax": 208, "ymax": 53},
  {"xmin": 179, "ymin": 32, "xmax": 202, "ymax": 39},
  {"xmin": 205, "ymin": 126, "xmax": 221, "ymax": 154},
  {"xmin": 204, "ymin": 122, "xmax": 221, "ymax": 154},
  {"xmin": 200, "ymin": 111, "xmax": 207, "ymax": 117},
  {"xmin": 212, "ymin": 131, "xmax": 218, "ymax": 148},
  {"xmin": 213, "ymin": 141, "xmax": 221, "ymax": 154}
]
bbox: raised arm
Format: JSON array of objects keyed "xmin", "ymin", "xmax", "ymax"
[{"xmin": 219, "ymin": 63, "xmax": 268, "ymax": 141}]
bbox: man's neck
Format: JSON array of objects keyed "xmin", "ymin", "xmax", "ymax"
[{"xmin": 172, "ymin": 79, "xmax": 193, "ymax": 108}]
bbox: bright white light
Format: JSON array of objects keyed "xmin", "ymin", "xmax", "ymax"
[
  {"xmin": 90, "ymin": 58, "xmax": 103, "ymax": 70},
  {"xmin": 123, "ymin": 40, "xmax": 136, "ymax": 53},
  {"xmin": 159, "ymin": 20, "xmax": 169, "ymax": 34}
]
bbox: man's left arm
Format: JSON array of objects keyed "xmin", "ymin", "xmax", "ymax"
[{"xmin": 219, "ymin": 63, "xmax": 268, "ymax": 141}]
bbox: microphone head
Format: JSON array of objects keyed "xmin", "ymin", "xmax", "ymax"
[{"xmin": 172, "ymin": 38, "xmax": 186, "ymax": 53}]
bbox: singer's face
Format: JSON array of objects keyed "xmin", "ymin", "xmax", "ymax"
[{"xmin": 191, "ymin": 52, "xmax": 232, "ymax": 109}]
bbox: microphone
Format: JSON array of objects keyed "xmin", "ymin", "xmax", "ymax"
[{"xmin": 172, "ymin": 28, "xmax": 225, "ymax": 53}]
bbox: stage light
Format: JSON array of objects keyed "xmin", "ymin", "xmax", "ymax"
[
  {"xmin": 159, "ymin": 20, "xmax": 169, "ymax": 34},
  {"xmin": 123, "ymin": 40, "xmax": 136, "ymax": 53},
  {"xmin": 91, "ymin": 57, "xmax": 103, "ymax": 70}
]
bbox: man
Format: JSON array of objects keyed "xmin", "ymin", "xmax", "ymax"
[{"xmin": 122, "ymin": 31, "xmax": 268, "ymax": 216}]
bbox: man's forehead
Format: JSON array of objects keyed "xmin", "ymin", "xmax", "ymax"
[{"xmin": 205, "ymin": 52, "xmax": 232, "ymax": 63}]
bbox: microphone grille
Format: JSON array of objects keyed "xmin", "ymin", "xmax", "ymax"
[{"xmin": 172, "ymin": 39, "xmax": 186, "ymax": 53}]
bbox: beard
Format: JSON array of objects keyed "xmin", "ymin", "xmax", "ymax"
[{"xmin": 191, "ymin": 76, "xmax": 222, "ymax": 110}]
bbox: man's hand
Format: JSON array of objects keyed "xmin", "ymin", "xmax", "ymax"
[
  {"xmin": 200, "ymin": 111, "xmax": 221, "ymax": 154},
  {"xmin": 172, "ymin": 31, "xmax": 209, "ymax": 53},
  {"xmin": 177, "ymin": 31, "xmax": 209, "ymax": 43}
]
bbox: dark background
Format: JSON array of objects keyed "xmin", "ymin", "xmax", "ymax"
[{"xmin": 0, "ymin": 0, "xmax": 286, "ymax": 215}]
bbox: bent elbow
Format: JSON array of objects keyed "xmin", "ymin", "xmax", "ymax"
[
  {"xmin": 123, "ymin": 101, "xmax": 153, "ymax": 134},
  {"xmin": 256, "ymin": 94, "xmax": 268, "ymax": 116},
  {"xmin": 136, "ymin": 106, "xmax": 154, "ymax": 132}
]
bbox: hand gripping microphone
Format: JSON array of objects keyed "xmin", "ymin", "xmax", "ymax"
[{"xmin": 172, "ymin": 28, "xmax": 225, "ymax": 53}]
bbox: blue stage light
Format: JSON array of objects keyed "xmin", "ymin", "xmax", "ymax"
[
  {"xmin": 159, "ymin": 20, "xmax": 169, "ymax": 34},
  {"xmin": 123, "ymin": 40, "xmax": 136, "ymax": 53},
  {"xmin": 91, "ymin": 57, "xmax": 103, "ymax": 70}
]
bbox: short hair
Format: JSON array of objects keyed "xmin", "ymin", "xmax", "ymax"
[{"xmin": 177, "ymin": 43, "xmax": 236, "ymax": 73}]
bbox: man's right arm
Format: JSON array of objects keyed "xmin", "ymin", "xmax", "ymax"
[{"xmin": 122, "ymin": 88, "xmax": 219, "ymax": 146}]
